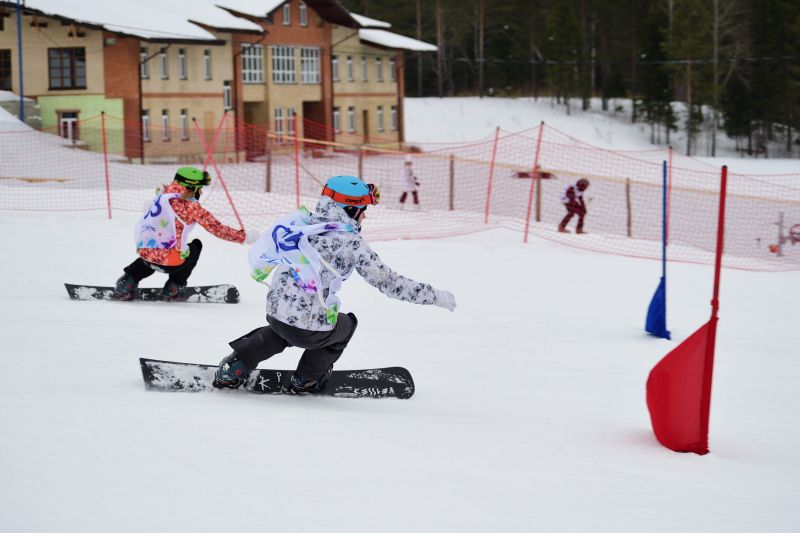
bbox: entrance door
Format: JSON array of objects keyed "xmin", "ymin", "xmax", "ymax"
[
  {"xmin": 362, "ymin": 109, "xmax": 369, "ymax": 143},
  {"xmin": 58, "ymin": 111, "xmax": 79, "ymax": 143}
]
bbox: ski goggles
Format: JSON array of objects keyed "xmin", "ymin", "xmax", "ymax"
[
  {"xmin": 322, "ymin": 183, "xmax": 381, "ymax": 207},
  {"xmin": 175, "ymin": 170, "xmax": 211, "ymax": 189},
  {"xmin": 187, "ymin": 171, "xmax": 211, "ymax": 188}
]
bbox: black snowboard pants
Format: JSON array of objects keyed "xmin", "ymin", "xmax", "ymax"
[
  {"xmin": 124, "ymin": 239, "xmax": 202, "ymax": 286},
  {"xmin": 230, "ymin": 313, "xmax": 358, "ymax": 381}
]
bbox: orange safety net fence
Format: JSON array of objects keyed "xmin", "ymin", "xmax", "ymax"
[{"xmin": 1, "ymin": 114, "xmax": 798, "ymax": 271}]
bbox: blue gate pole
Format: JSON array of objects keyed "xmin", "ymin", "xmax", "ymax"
[
  {"xmin": 16, "ymin": 0, "xmax": 24, "ymax": 123},
  {"xmin": 661, "ymin": 160, "xmax": 667, "ymax": 282}
]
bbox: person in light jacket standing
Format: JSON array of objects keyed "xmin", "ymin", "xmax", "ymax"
[{"xmin": 398, "ymin": 156, "xmax": 420, "ymax": 209}]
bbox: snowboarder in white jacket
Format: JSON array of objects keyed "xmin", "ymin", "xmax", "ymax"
[{"xmin": 213, "ymin": 175, "xmax": 456, "ymax": 394}]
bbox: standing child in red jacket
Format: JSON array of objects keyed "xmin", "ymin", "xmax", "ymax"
[
  {"xmin": 114, "ymin": 167, "xmax": 258, "ymax": 300},
  {"xmin": 558, "ymin": 179, "xmax": 590, "ymax": 234}
]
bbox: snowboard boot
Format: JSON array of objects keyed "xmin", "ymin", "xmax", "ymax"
[
  {"xmin": 285, "ymin": 365, "xmax": 334, "ymax": 395},
  {"xmin": 114, "ymin": 274, "xmax": 138, "ymax": 300},
  {"xmin": 557, "ymin": 226, "xmax": 570, "ymax": 234},
  {"xmin": 212, "ymin": 351, "xmax": 251, "ymax": 389},
  {"xmin": 161, "ymin": 281, "xmax": 187, "ymax": 301},
  {"xmin": 576, "ymin": 228, "xmax": 587, "ymax": 235}
]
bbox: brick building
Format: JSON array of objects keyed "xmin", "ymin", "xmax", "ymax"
[{"xmin": 0, "ymin": 0, "xmax": 435, "ymax": 159}]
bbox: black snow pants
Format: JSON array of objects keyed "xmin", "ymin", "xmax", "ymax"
[
  {"xmin": 229, "ymin": 313, "xmax": 359, "ymax": 381},
  {"xmin": 124, "ymin": 239, "xmax": 202, "ymax": 286}
]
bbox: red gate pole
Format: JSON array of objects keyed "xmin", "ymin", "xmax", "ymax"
[
  {"xmin": 101, "ymin": 112, "xmax": 112, "ymax": 219},
  {"xmin": 523, "ymin": 122, "xmax": 545, "ymax": 243},
  {"xmin": 484, "ymin": 126, "xmax": 500, "ymax": 224},
  {"xmin": 700, "ymin": 165, "xmax": 728, "ymax": 449},
  {"xmin": 294, "ymin": 113, "xmax": 301, "ymax": 208},
  {"xmin": 192, "ymin": 116, "xmax": 244, "ymax": 230}
]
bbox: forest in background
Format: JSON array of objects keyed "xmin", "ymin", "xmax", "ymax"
[{"xmin": 341, "ymin": 0, "xmax": 800, "ymax": 158}]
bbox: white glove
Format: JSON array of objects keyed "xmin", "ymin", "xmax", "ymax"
[
  {"xmin": 434, "ymin": 289, "xmax": 456, "ymax": 312},
  {"xmin": 244, "ymin": 229, "xmax": 260, "ymax": 244}
]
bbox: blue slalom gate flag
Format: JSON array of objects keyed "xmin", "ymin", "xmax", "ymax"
[
  {"xmin": 645, "ymin": 159, "xmax": 671, "ymax": 340},
  {"xmin": 646, "ymin": 276, "xmax": 671, "ymax": 339}
]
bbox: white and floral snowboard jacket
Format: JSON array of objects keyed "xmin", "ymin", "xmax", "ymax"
[{"xmin": 265, "ymin": 196, "xmax": 442, "ymax": 331}]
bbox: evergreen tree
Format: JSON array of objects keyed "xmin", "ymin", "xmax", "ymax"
[
  {"xmin": 336, "ymin": 0, "xmax": 799, "ymax": 158},
  {"xmin": 637, "ymin": 5, "xmax": 677, "ymax": 144}
]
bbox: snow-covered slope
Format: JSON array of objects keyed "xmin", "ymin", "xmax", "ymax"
[
  {"xmin": 404, "ymin": 97, "xmax": 800, "ymax": 174},
  {"xmin": 0, "ymin": 208, "xmax": 797, "ymax": 532}
]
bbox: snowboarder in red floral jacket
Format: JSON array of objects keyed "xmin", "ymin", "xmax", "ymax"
[{"xmin": 114, "ymin": 167, "xmax": 258, "ymax": 300}]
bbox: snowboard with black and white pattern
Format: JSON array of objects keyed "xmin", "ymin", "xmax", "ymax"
[
  {"xmin": 64, "ymin": 283, "xmax": 240, "ymax": 303},
  {"xmin": 139, "ymin": 358, "xmax": 415, "ymax": 399}
]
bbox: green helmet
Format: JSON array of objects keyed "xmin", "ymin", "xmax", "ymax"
[{"xmin": 174, "ymin": 167, "xmax": 211, "ymax": 189}]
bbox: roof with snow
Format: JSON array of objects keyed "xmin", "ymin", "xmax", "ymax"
[
  {"xmin": 217, "ymin": 0, "xmax": 359, "ymax": 28},
  {"xmin": 2, "ymin": 1, "xmax": 435, "ymax": 51},
  {"xmin": 0, "ymin": 91, "xmax": 33, "ymax": 103},
  {"xmin": 0, "ymin": 105, "xmax": 32, "ymax": 132},
  {"xmin": 2, "ymin": 0, "xmax": 263, "ymax": 41},
  {"xmin": 359, "ymin": 29, "xmax": 437, "ymax": 52},
  {"xmin": 350, "ymin": 13, "xmax": 391, "ymax": 29}
]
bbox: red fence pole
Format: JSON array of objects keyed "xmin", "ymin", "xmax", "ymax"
[
  {"xmin": 523, "ymin": 122, "xmax": 545, "ymax": 243},
  {"xmin": 294, "ymin": 113, "xmax": 301, "ymax": 208},
  {"xmin": 101, "ymin": 112, "xmax": 112, "ymax": 219},
  {"xmin": 700, "ymin": 165, "xmax": 728, "ymax": 449},
  {"xmin": 201, "ymin": 111, "xmax": 228, "ymax": 172},
  {"xmin": 192, "ymin": 117, "xmax": 245, "ymax": 230},
  {"xmin": 484, "ymin": 126, "xmax": 500, "ymax": 224}
]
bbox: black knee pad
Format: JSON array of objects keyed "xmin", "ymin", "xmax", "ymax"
[
  {"xmin": 342, "ymin": 312, "xmax": 358, "ymax": 342},
  {"xmin": 347, "ymin": 312, "xmax": 358, "ymax": 332}
]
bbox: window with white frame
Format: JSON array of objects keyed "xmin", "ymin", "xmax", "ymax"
[
  {"xmin": 160, "ymin": 48, "xmax": 168, "ymax": 79},
  {"xmin": 287, "ymin": 107, "xmax": 296, "ymax": 135},
  {"xmin": 140, "ymin": 47, "xmax": 149, "ymax": 79},
  {"xmin": 360, "ymin": 56, "xmax": 367, "ymax": 81},
  {"xmin": 347, "ymin": 106, "xmax": 355, "ymax": 132},
  {"xmin": 180, "ymin": 109, "xmax": 189, "ymax": 140},
  {"xmin": 346, "ymin": 56, "xmax": 353, "ymax": 81},
  {"xmin": 391, "ymin": 105, "xmax": 397, "ymax": 130},
  {"xmin": 204, "ymin": 49, "xmax": 212, "ymax": 80},
  {"xmin": 333, "ymin": 107, "xmax": 341, "ymax": 132},
  {"xmin": 300, "ymin": 47, "xmax": 320, "ymax": 84},
  {"xmin": 377, "ymin": 105, "xmax": 384, "ymax": 132},
  {"xmin": 274, "ymin": 107, "xmax": 284, "ymax": 136},
  {"xmin": 299, "ymin": 2, "xmax": 308, "ymax": 26},
  {"xmin": 223, "ymin": 81, "xmax": 232, "ymax": 110},
  {"xmin": 331, "ymin": 55, "xmax": 339, "ymax": 82},
  {"xmin": 389, "ymin": 57, "xmax": 396, "ymax": 82},
  {"xmin": 282, "ymin": 3, "xmax": 291, "ymax": 25},
  {"xmin": 376, "ymin": 57, "xmax": 383, "ymax": 82},
  {"xmin": 178, "ymin": 48, "xmax": 187, "ymax": 79},
  {"xmin": 271, "ymin": 46, "xmax": 296, "ymax": 83},
  {"xmin": 161, "ymin": 109, "xmax": 170, "ymax": 141},
  {"xmin": 142, "ymin": 110, "xmax": 150, "ymax": 142},
  {"xmin": 242, "ymin": 44, "xmax": 264, "ymax": 83}
]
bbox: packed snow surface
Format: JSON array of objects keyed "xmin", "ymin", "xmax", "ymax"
[{"xmin": 0, "ymin": 207, "xmax": 797, "ymax": 532}]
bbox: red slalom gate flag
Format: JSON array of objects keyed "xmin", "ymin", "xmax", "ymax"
[
  {"xmin": 646, "ymin": 319, "xmax": 715, "ymax": 454},
  {"xmin": 646, "ymin": 166, "xmax": 727, "ymax": 456}
]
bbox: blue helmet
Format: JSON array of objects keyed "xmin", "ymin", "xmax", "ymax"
[{"xmin": 321, "ymin": 175, "xmax": 380, "ymax": 208}]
